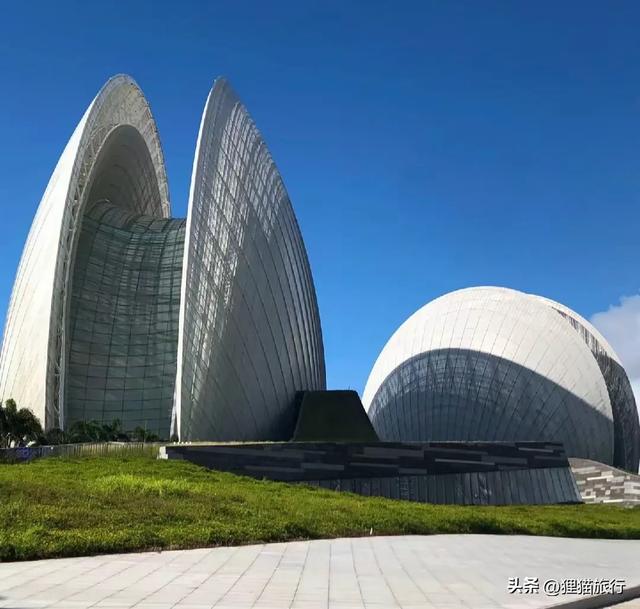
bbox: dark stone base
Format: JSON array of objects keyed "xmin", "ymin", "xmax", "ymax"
[
  {"xmin": 162, "ymin": 440, "xmax": 582, "ymax": 505},
  {"xmin": 570, "ymin": 458, "xmax": 640, "ymax": 506}
]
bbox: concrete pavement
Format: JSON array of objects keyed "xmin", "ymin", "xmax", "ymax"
[{"xmin": 0, "ymin": 535, "xmax": 638, "ymax": 609}]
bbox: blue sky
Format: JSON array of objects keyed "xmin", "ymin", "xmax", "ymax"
[{"xmin": 1, "ymin": 1, "xmax": 639, "ymax": 395}]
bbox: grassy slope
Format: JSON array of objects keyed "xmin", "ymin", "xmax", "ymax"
[{"xmin": 1, "ymin": 455, "xmax": 639, "ymax": 561}]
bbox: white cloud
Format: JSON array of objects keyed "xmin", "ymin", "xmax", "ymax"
[{"xmin": 590, "ymin": 294, "xmax": 640, "ymax": 409}]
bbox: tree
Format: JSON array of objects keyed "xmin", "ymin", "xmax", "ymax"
[
  {"xmin": 67, "ymin": 420, "xmax": 105, "ymax": 443},
  {"xmin": 64, "ymin": 419, "xmax": 133, "ymax": 443},
  {"xmin": 101, "ymin": 419, "xmax": 130, "ymax": 442},
  {"xmin": 0, "ymin": 406, "xmax": 166, "ymax": 446},
  {"xmin": 42, "ymin": 427, "xmax": 67, "ymax": 445},
  {"xmin": 131, "ymin": 426, "xmax": 160, "ymax": 443},
  {"xmin": 0, "ymin": 399, "xmax": 44, "ymax": 448}
]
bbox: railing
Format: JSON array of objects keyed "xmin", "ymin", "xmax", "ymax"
[{"xmin": 0, "ymin": 442, "xmax": 165, "ymax": 463}]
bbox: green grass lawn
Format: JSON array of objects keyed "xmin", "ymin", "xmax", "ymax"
[{"xmin": 1, "ymin": 454, "xmax": 639, "ymax": 562}]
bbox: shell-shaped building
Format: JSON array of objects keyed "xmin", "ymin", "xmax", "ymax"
[
  {"xmin": 363, "ymin": 287, "xmax": 639, "ymax": 472},
  {"xmin": 0, "ymin": 75, "xmax": 325, "ymax": 440}
]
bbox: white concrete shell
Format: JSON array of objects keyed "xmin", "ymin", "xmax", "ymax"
[
  {"xmin": 362, "ymin": 286, "xmax": 635, "ymax": 467},
  {"xmin": 0, "ymin": 75, "xmax": 169, "ymax": 428},
  {"xmin": 174, "ymin": 79, "xmax": 325, "ymax": 441},
  {"xmin": 0, "ymin": 75, "xmax": 325, "ymax": 439}
]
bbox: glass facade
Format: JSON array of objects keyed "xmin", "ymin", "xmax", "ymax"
[
  {"xmin": 368, "ymin": 348, "xmax": 613, "ymax": 463},
  {"xmin": 66, "ymin": 202, "xmax": 185, "ymax": 436}
]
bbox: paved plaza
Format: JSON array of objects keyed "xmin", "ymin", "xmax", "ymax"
[{"xmin": 0, "ymin": 535, "xmax": 638, "ymax": 609}]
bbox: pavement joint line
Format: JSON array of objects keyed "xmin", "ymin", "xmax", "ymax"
[
  {"xmin": 368, "ymin": 536, "xmax": 403, "ymax": 608},
  {"xmin": 249, "ymin": 544, "xmax": 287, "ymax": 608},
  {"xmin": 212, "ymin": 544, "xmax": 265, "ymax": 607},
  {"xmin": 130, "ymin": 551, "xmax": 204, "ymax": 609},
  {"xmin": 286, "ymin": 539, "xmax": 310, "ymax": 609},
  {"xmin": 83, "ymin": 549, "xmax": 185, "ymax": 609},
  {"xmin": 29, "ymin": 557, "xmax": 122, "ymax": 606}
]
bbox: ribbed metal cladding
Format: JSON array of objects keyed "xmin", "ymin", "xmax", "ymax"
[
  {"xmin": 363, "ymin": 287, "xmax": 628, "ymax": 467},
  {"xmin": 174, "ymin": 79, "xmax": 325, "ymax": 441}
]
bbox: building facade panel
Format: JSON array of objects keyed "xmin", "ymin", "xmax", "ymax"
[
  {"xmin": 363, "ymin": 287, "xmax": 620, "ymax": 467},
  {"xmin": 0, "ymin": 76, "xmax": 169, "ymax": 428},
  {"xmin": 66, "ymin": 202, "xmax": 185, "ymax": 437},
  {"xmin": 533, "ymin": 296, "xmax": 640, "ymax": 472},
  {"xmin": 175, "ymin": 79, "xmax": 325, "ymax": 441}
]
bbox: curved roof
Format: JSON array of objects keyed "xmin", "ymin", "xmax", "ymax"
[
  {"xmin": 532, "ymin": 294, "xmax": 639, "ymax": 471},
  {"xmin": 0, "ymin": 75, "xmax": 169, "ymax": 427},
  {"xmin": 532, "ymin": 294, "xmax": 622, "ymax": 365},
  {"xmin": 173, "ymin": 78, "xmax": 325, "ymax": 440},
  {"xmin": 363, "ymin": 286, "xmax": 616, "ymax": 463},
  {"xmin": 363, "ymin": 287, "xmax": 612, "ymax": 417}
]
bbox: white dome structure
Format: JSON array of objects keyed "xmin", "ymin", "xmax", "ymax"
[{"xmin": 363, "ymin": 286, "xmax": 640, "ymax": 471}]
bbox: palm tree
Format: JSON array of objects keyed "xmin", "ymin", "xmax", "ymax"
[
  {"xmin": 102, "ymin": 419, "xmax": 129, "ymax": 442},
  {"xmin": 67, "ymin": 420, "xmax": 103, "ymax": 443},
  {"xmin": 131, "ymin": 426, "xmax": 161, "ymax": 443},
  {"xmin": 43, "ymin": 427, "xmax": 67, "ymax": 445},
  {"xmin": 0, "ymin": 399, "xmax": 44, "ymax": 448}
]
